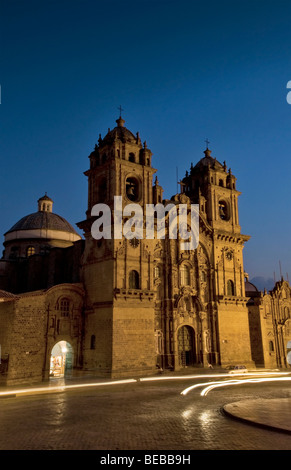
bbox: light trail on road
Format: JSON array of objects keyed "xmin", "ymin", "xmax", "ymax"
[
  {"xmin": 0, "ymin": 378, "xmax": 137, "ymax": 398},
  {"xmin": 140, "ymin": 370, "xmax": 289, "ymax": 382},
  {"xmin": 0, "ymin": 371, "xmax": 289, "ymax": 399},
  {"xmin": 181, "ymin": 376, "xmax": 291, "ymax": 397}
]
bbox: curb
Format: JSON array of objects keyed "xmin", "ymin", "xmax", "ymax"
[{"xmin": 222, "ymin": 400, "xmax": 291, "ymax": 436}]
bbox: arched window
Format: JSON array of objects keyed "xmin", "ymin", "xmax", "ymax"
[
  {"xmin": 126, "ymin": 177, "xmax": 139, "ymax": 202},
  {"xmin": 90, "ymin": 335, "xmax": 96, "ymax": 350},
  {"xmin": 26, "ymin": 246, "xmax": 35, "ymax": 257},
  {"xmin": 129, "ymin": 270, "xmax": 140, "ymax": 289},
  {"xmin": 227, "ymin": 280, "xmax": 235, "ymax": 296},
  {"xmin": 269, "ymin": 340, "xmax": 274, "ymax": 352},
  {"xmin": 129, "ymin": 152, "xmax": 135, "ymax": 163},
  {"xmin": 60, "ymin": 298, "xmax": 70, "ymax": 317},
  {"xmin": 219, "ymin": 179, "xmax": 224, "ymax": 187},
  {"xmin": 40, "ymin": 245, "xmax": 50, "ymax": 255},
  {"xmin": 219, "ymin": 200, "xmax": 229, "ymax": 220},
  {"xmin": 9, "ymin": 246, "xmax": 19, "ymax": 259},
  {"xmin": 180, "ymin": 264, "xmax": 190, "ymax": 286}
]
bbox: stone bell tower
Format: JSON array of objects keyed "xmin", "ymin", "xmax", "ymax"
[
  {"xmin": 181, "ymin": 146, "xmax": 254, "ymax": 368},
  {"xmin": 78, "ymin": 114, "xmax": 161, "ymax": 377},
  {"xmin": 182, "ymin": 146, "xmax": 249, "ymax": 299},
  {"xmin": 84, "ymin": 114, "xmax": 159, "ymax": 212}
]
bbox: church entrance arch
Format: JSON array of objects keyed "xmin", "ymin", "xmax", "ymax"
[
  {"xmin": 177, "ymin": 325, "xmax": 196, "ymax": 367},
  {"xmin": 50, "ymin": 341, "xmax": 73, "ymax": 378}
]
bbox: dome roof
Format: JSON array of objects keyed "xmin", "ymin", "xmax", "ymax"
[
  {"xmin": 4, "ymin": 194, "xmax": 80, "ymax": 240},
  {"xmin": 2, "ymin": 195, "xmax": 81, "ymax": 259},
  {"xmin": 245, "ymin": 280, "xmax": 258, "ymax": 293},
  {"xmin": 5, "ymin": 211, "xmax": 79, "ymax": 236},
  {"xmin": 38, "ymin": 194, "xmax": 53, "ymax": 202},
  {"xmin": 194, "ymin": 148, "xmax": 223, "ymax": 170},
  {"xmin": 102, "ymin": 117, "xmax": 137, "ymax": 144}
]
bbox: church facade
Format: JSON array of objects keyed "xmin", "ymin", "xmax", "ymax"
[{"xmin": 0, "ymin": 116, "xmax": 290, "ymax": 385}]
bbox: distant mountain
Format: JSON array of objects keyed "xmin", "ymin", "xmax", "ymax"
[{"xmin": 250, "ymin": 277, "xmax": 275, "ymax": 292}]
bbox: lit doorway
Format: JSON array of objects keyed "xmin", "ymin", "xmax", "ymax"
[{"xmin": 50, "ymin": 341, "xmax": 73, "ymax": 378}]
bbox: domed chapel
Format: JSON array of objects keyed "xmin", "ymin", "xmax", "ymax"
[{"xmin": 0, "ymin": 115, "xmax": 290, "ymax": 385}]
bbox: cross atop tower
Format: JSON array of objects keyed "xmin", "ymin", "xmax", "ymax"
[
  {"xmin": 118, "ymin": 105, "xmax": 124, "ymax": 117},
  {"xmin": 205, "ymin": 138, "xmax": 210, "ymax": 149}
]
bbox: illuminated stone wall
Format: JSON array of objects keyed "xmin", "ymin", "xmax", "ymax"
[{"xmin": 0, "ymin": 284, "xmax": 84, "ymax": 385}]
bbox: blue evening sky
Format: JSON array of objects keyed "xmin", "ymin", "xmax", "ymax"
[{"xmin": 0, "ymin": 0, "xmax": 291, "ymax": 283}]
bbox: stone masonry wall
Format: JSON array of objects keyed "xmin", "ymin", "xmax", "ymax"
[
  {"xmin": 111, "ymin": 301, "xmax": 156, "ymax": 377},
  {"xmin": 7, "ymin": 293, "xmax": 47, "ymax": 385},
  {"xmin": 217, "ymin": 300, "xmax": 254, "ymax": 367}
]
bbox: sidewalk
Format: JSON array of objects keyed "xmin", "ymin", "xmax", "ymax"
[{"xmin": 223, "ymin": 398, "xmax": 291, "ymax": 434}]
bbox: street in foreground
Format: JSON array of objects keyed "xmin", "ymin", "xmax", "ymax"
[{"xmin": 0, "ymin": 372, "xmax": 290, "ymax": 451}]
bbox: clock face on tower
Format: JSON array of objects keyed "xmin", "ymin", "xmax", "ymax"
[{"xmin": 126, "ymin": 177, "xmax": 140, "ymax": 202}]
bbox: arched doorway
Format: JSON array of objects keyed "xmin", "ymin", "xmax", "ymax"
[
  {"xmin": 50, "ymin": 341, "xmax": 73, "ymax": 378},
  {"xmin": 177, "ymin": 325, "xmax": 196, "ymax": 367}
]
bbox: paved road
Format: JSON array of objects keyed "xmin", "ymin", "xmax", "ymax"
[{"xmin": 0, "ymin": 376, "xmax": 290, "ymax": 450}]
